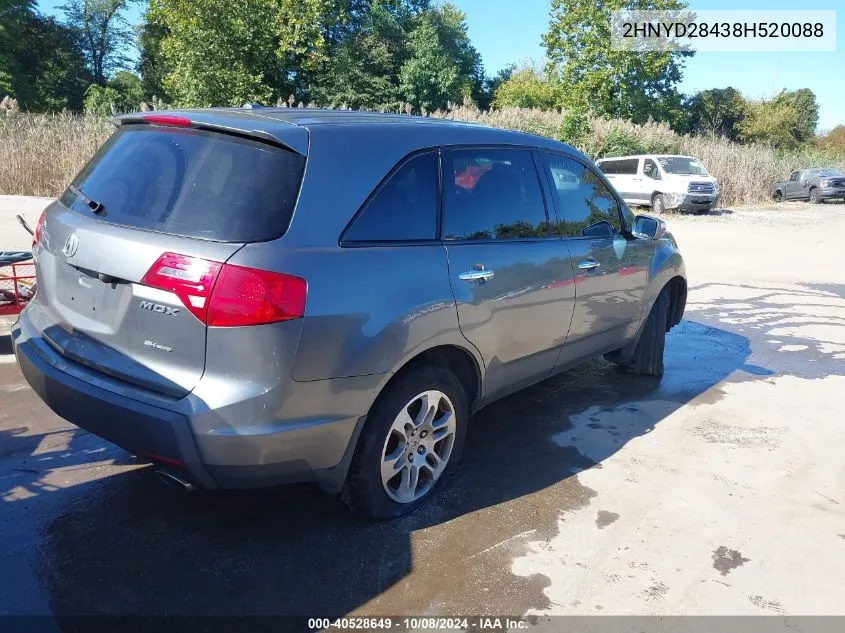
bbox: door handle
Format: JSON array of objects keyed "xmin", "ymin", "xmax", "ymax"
[
  {"xmin": 459, "ymin": 269, "xmax": 495, "ymax": 282},
  {"xmin": 578, "ymin": 259, "xmax": 600, "ymax": 270}
]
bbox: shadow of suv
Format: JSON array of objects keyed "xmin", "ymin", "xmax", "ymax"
[{"xmin": 12, "ymin": 108, "xmax": 686, "ymax": 519}]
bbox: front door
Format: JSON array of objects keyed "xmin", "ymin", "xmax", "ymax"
[
  {"xmin": 442, "ymin": 147, "xmax": 576, "ymax": 400},
  {"xmin": 541, "ymin": 152, "xmax": 651, "ymax": 367},
  {"xmin": 785, "ymin": 171, "xmax": 803, "ymax": 198}
]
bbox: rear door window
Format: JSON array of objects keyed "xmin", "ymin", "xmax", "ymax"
[
  {"xmin": 61, "ymin": 125, "xmax": 305, "ymax": 242},
  {"xmin": 342, "ymin": 152, "xmax": 438, "ymax": 243},
  {"xmin": 544, "ymin": 153, "xmax": 623, "ymax": 238},
  {"xmin": 441, "ymin": 148, "xmax": 550, "ymax": 241}
]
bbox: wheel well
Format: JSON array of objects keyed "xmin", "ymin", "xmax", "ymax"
[
  {"xmin": 666, "ymin": 276, "xmax": 686, "ymax": 330},
  {"xmin": 392, "ymin": 345, "xmax": 481, "ymax": 411}
]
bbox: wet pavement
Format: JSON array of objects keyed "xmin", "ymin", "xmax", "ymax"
[{"xmin": 1, "ymin": 204, "xmax": 844, "ymax": 624}]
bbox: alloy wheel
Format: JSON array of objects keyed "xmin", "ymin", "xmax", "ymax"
[{"xmin": 380, "ymin": 390, "xmax": 457, "ymax": 504}]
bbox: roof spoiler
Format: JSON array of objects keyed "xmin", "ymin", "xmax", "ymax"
[{"xmin": 112, "ymin": 112, "xmax": 308, "ymax": 155}]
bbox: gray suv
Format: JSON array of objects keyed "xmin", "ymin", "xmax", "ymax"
[{"xmin": 12, "ymin": 109, "xmax": 686, "ymax": 519}]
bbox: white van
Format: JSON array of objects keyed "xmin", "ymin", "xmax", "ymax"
[{"xmin": 596, "ymin": 154, "xmax": 720, "ymax": 213}]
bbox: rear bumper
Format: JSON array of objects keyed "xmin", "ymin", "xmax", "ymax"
[
  {"xmin": 12, "ymin": 310, "xmax": 381, "ymax": 493},
  {"xmin": 14, "ymin": 325, "xmax": 218, "ymax": 488}
]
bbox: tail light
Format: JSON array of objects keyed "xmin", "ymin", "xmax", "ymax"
[
  {"xmin": 141, "ymin": 253, "xmax": 306, "ymax": 326},
  {"xmin": 141, "ymin": 253, "xmax": 221, "ymax": 322},
  {"xmin": 34, "ymin": 210, "xmax": 46, "ymax": 246}
]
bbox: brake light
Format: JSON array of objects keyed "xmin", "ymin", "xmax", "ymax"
[
  {"xmin": 141, "ymin": 253, "xmax": 307, "ymax": 326},
  {"xmin": 142, "ymin": 114, "xmax": 192, "ymax": 128},
  {"xmin": 34, "ymin": 210, "xmax": 46, "ymax": 246},
  {"xmin": 141, "ymin": 253, "xmax": 222, "ymax": 322},
  {"xmin": 207, "ymin": 264, "xmax": 306, "ymax": 327}
]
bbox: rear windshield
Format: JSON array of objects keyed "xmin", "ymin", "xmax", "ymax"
[{"xmin": 61, "ymin": 125, "xmax": 305, "ymax": 242}]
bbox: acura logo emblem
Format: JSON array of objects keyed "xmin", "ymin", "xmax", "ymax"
[{"xmin": 62, "ymin": 233, "xmax": 79, "ymax": 258}]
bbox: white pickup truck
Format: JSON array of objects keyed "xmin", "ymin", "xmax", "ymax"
[{"xmin": 596, "ymin": 154, "xmax": 720, "ymax": 213}]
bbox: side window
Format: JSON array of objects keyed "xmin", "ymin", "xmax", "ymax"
[
  {"xmin": 598, "ymin": 160, "xmax": 616, "ymax": 175},
  {"xmin": 789, "ymin": 171, "xmax": 800, "ymax": 182},
  {"xmin": 618, "ymin": 159, "xmax": 639, "ymax": 175},
  {"xmin": 643, "ymin": 159, "xmax": 661, "ymax": 180},
  {"xmin": 343, "ymin": 152, "xmax": 438, "ymax": 242},
  {"xmin": 544, "ymin": 153, "xmax": 623, "ymax": 238},
  {"xmin": 442, "ymin": 148, "xmax": 550, "ymax": 241}
]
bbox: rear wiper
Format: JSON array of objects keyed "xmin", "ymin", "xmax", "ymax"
[{"xmin": 69, "ymin": 185, "xmax": 105, "ymax": 215}]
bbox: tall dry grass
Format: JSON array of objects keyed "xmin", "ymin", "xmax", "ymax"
[
  {"xmin": 2, "ymin": 107, "xmax": 843, "ymax": 207},
  {"xmin": 0, "ymin": 112, "xmax": 113, "ymax": 197}
]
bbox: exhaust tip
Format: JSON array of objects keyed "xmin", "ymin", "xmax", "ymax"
[{"xmin": 155, "ymin": 468, "xmax": 197, "ymax": 492}]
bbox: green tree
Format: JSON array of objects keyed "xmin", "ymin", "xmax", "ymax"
[
  {"xmin": 308, "ymin": 3, "xmax": 407, "ymax": 109},
  {"xmin": 683, "ymin": 87, "xmax": 747, "ymax": 140},
  {"xmin": 739, "ymin": 98, "xmax": 801, "ymax": 149},
  {"xmin": 399, "ymin": 2, "xmax": 483, "ymax": 112},
  {"xmin": 542, "ymin": 0, "xmax": 690, "ymax": 123},
  {"xmin": 773, "ymin": 88, "xmax": 818, "ymax": 143},
  {"xmin": 738, "ymin": 90, "xmax": 820, "ymax": 149},
  {"xmin": 0, "ymin": 0, "xmax": 33, "ymax": 96},
  {"xmin": 1, "ymin": 1, "xmax": 90, "ymax": 109},
  {"xmin": 23, "ymin": 14, "xmax": 92, "ymax": 110},
  {"xmin": 61, "ymin": 0, "xmax": 138, "ymax": 84},
  {"xmin": 137, "ymin": 17, "xmax": 168, "ymax": 100},
  {"xmin": 817, "ymin": 125, "xmax": 845, "ymax": 152},
  {"xmin": 147, "ymin": 0, "xmax": 285, "ymax": 107},
  {"xmin": 492, "ymin": 66, "xmax": 564, "ymax": 110}
]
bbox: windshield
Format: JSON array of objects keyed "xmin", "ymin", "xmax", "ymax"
[
  {"xmin": 810, "ymin": 168, "xmax": 844, "ymax": 177},
  {"xmin": 657, "ymin": 157, "xmax": 709, "ymax": 176}
]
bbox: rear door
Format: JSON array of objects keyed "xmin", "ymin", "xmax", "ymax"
[
  {"xmin": 30, "ymin": 123, "xmax": 305, "ymax": 397},
  {"xmin": 541, "ymin": 152, "xmax": 651, "ymax": 366},
  {"xmin": 442, "ymin": 147, "xmax": 575, "ymax": 400}
]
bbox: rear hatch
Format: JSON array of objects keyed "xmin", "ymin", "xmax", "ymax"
[{"xmin": 30, "ymin": 119, "xmax": 305, "ymax": 398}]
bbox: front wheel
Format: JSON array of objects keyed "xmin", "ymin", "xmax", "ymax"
[
  {"xmin": 342, "ymin": 365, "xmax": 467, "ymax": 519},
  {"xmin": 808, "ymin": 187, "xmax": 820, "ymax": 204},
  {"xmin": 651, "ymin": 193, "xmax": 665, "ymax": 214},
  {"xmin": 626, "ymin": 287, "xmax": 670, "ymax": 377}
]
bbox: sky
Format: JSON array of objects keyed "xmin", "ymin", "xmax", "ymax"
[{"xmin": 38, "ymin": 0, "xmax": 844, "ymax": 130}]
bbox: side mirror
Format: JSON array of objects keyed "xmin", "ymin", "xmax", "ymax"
[{"xmin": 632, "ymin": 215, "xmax": 667, "ymax": 240}]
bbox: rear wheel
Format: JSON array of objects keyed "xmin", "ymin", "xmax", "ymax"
[
  {"xmin": 625, "ymin": 287, "xmax": 670, "ymax": 377},
  {"xmin": 651, "ymin": 193, "xmax": 665, "ymax": 214},
  {"xmin": 809, "ymin": 187, "xmax": 820, "ymax": 204},
  {"xmin": 772, "ymin": 190, "xmax": 783, "ymax": 201},
  {"xmin": 342, "ymin": 365, "xmax": 467, "ymax": 519}
]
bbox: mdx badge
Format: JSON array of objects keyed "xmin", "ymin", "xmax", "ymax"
[{"xmin": 139, "ymin": 300, "xmax": 180, "ymax": 316}]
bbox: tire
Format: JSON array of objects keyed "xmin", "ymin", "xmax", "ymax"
[
  {"xmin": 651, "ymin": 193, "xmax": 665, "ymax": 214},
  {"xmin": 809, "ymin": 187, "xmax": 820, "ymax": 204},
  {"xmin": 772, "ymin": 190, "xmax": 783, "ymax": 201},
  {"xmin": 342, "ymin": 364, "xmax": 468, "ymax": 520},
  {"xmin": 625, "ymin": 286, "xmax": 669, "ymax": 377}
]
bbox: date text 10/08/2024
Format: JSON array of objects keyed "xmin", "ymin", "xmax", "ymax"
[{"xmin": 308, "ymin": 617, "xmax": 530, "ymax": 630}]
